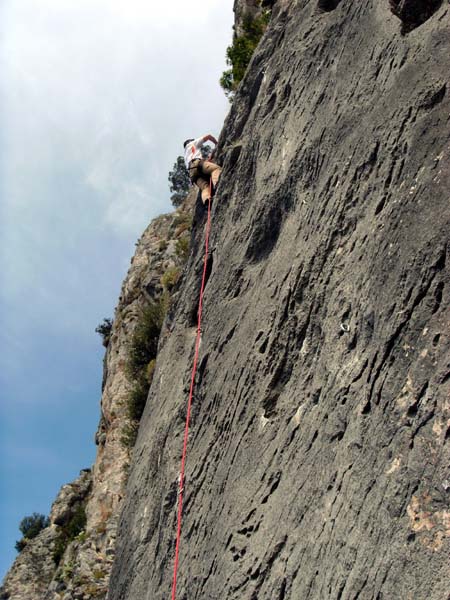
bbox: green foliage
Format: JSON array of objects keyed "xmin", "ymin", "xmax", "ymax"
[
  {"xmin": 15, "ymin": 538, "xmax": 27, "ymax": 553},
  {"xmin": 174, "ymin": 212, "xmax": 193, "ymax": 237},
  {"xmin": 122, "ymin": 300, "xmax": 167, "ymax": 448},
  {"xmin": 93, "ymin": 568, "xmax": 106, "ymax": 581},
  {"xmin": 220, "ymin": 70, "xmax": 234, "ymax": 96},
  {"xmin": 127, "ymin": 302, "xmax": 165, "ymax": 380},
  {"xmin": 168, "ymin": 156, "xmax": 191, "ymax": 207},
  {"xmin": 161, "ymin": 266, "xmax": 181, "ymax": 291},
  {"xmin": 200, "ymin": 145, "xmax": 211, "ymax": 160},
  {"xmin": 95, "ymin": 318, "xmax": 113, "ymax": 345},
  {"xmin": 53, "ymin": 537, "xmax": 67, "ymax": 565},
  {"xmin": 169, "ymin": 213, "xmax": 192, "ymax": 255},
  {"xmin": 19, "ymin": 512, "xmax": 50, "ymax": 538},
  {"xmin": 15, "ymin": 512, "xmax": 50, "ymax": 552},
  {"xmin": 66, "ymin": 504, "xmax": 87, "ymax": 540},
  {"xmin": 76, "ymin": 530, "xmax": 88, "ymax": 543},
  {"xmin": 146, "ymin": 358, "xmax": 156, "ymax": 384},
  {"xmin": 62, "ymin": 562, "xmax": 74, "ymax": 580},
  {"xmin": 121, "ymin": 422, "xmax": 139, "ymax": 449},
  {"xmin": 175, "ymin": 236, "xmax": 190, "ymax": 263},
  {"xmin": 53, "ymin": 504, "xmax": 87, "ymax": 565},
  {"xmin": 127, "ymin": 377, "xmax": 149, "ymax": 421},
  {"xmin": 158, "ymin": 239, "xmax": 168, "ymax": 252},
  {"xmin": 220, "ymin": 11, "xmax": 271, "ymax": 98}
]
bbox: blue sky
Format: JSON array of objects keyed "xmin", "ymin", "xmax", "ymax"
[{"xmin": 0, "ymin": 0, "xmax": 232, "ymax": 579}]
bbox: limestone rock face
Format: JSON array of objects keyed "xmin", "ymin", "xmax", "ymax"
[
  {"xmin": 233, "ymin": 0, "xmax": 276, "ymax": 38},
  {"xmin": 233, "ymin": 0, "xmax": 261, "ymax": 37},
  {"xmin": 108, "ymin": 1, "xmax": 450, "ymax": 599},
  {"xmin": 0, "ymin": 470, "xmax": 91, "ymax": 600},
  {"xmin": 0, "ymin": 529, "xmax": 59, "ymax": 600},
  {"xmin": 50, "ymin": 470, "xmax": 92, "ymax": 527}
]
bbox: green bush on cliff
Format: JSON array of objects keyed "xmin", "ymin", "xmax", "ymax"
[
  {"xmin": 15, "ymin": 512, "xmax": 50, "ymax": 552},
  {"xmin": 220, "ymin": 10, "xmax": 271, "ymax": 98},
  {"xmin": 127, "ymin": 376, "xmax": 150, "ymax": 422},
  {"xmin": 158, "ymin": 239, "xmax": 168, "ymax": 252},
  {"xmin": 121, "ymin": 421, "xmax": 139, "ymax": 449},
  {"xmin": 19, "ymin": 513, "xmax": 49, "ymax": 539},
  {"xmin": 53, "ymin": 504, "xmax": 87, "ymax": 565},
  {"xmin": 15, "ymin": 539, "xmax": 27, "ymax": 552},
  {"xmin": 174, "ymin": 212, "xmax": 193, "ymax": 237},
  {"xmin": 95, "ymin": 318, "xmax": 113, "ymax": 347},
  {"xmin": 127, "ymin": 301, "xmax": 166, "ymax": 381},
  {"xmin": 175, "ymin": 236, "xmax": 190, "ymax": 263},
  {"xmin": 161, "ymin": 266, "xmax": 181, "ymax": 291},
  {"xmin": 123, "ymin": 300, "xmax": 167, "ymax": 447}
]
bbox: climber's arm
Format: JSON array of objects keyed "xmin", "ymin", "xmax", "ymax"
[{"xmin": 202, "ymin": 134, "xmax": 218, "ymax": 146}]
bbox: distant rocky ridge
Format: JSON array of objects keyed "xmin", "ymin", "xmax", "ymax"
[
  {"xmin": 0, "ymin": 192, "xmax": 196, "ymax": 600},
  {"xmin": 0, "ymin": 471, "xmax": 91, "ymax": 600}
]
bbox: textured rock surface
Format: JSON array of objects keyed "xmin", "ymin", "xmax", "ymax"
[
  {"xmin": 1, "ymin": 196, "xmax": 195, "ymax": 599},
  {"xmin": 0, "ymin": 471, "xmax": 91, "ymax": 600},
  {"xmin": 233, "ymin": 0, "xmax": 275, "ymax": 37},
  {"xmin": 0, "ymin": 529, "xmax": 58, "ymax": 600},
  {"xmin": 108, "ymin": 1, "xmax": 450, "ymax": 599},
  {"xmin": 233, "ymin": 0, "xmax": 262, "ymax": 36}
]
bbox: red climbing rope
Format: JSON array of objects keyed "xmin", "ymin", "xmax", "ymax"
[{"xmin": 171, "ymin": 181, "xmax": 213, "ymax": 600}]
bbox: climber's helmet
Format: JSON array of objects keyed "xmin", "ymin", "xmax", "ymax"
[{"xmin": 183, "ymin": 139, "xmax": 194, "ymax": 148}]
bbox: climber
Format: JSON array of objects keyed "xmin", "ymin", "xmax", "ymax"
[{"xmin": 183, "ymin": 135, "xmax": 222, "ymax": 204}]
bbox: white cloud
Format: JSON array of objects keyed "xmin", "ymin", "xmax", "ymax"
[
  {"xmin": 0, "ymin": 0, "xmax": 233, "ymax": 342},
  {"xmin": 104, "ymin": 182, "xmax": 157, "ymax": 235}
]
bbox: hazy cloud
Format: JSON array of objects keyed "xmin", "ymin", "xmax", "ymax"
[{"xmin": 0, "ymin": 0, "xmax": 232, "ymax": 339}]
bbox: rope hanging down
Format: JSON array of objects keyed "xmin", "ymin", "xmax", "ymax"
[{"xmin": 171, "ymin": 181, "xmax": 213, "ymax": 600}]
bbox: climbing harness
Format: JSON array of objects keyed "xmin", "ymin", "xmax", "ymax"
[
  {"xmin": 188, "ymin": 158, "xmax": 203, "ymax": 184},
  {"xmin": 171, "ymin": 180, "xmax": 213, "ymax": 600}
]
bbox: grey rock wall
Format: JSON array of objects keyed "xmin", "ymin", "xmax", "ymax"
[{"xmin": 108, "ymin": 1, "xmax": 450, "ymax": 599}]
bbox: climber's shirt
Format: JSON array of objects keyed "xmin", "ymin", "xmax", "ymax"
[{"xmin": 184, "ymin": 137, "xmax": 205, "ymax": 169}]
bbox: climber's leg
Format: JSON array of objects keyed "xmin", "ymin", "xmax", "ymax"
[
  {"xmin": 200, "ymin": 160, "xmax": 222, "ymax": 191},
  {"xmin": 195, "ymin": 177, "xmax": 211, "ymax": 204}
]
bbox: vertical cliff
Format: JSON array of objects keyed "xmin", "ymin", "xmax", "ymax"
[{"xmin": 108, "ymin": 1, "xmax": 450, "ymax": 599}]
